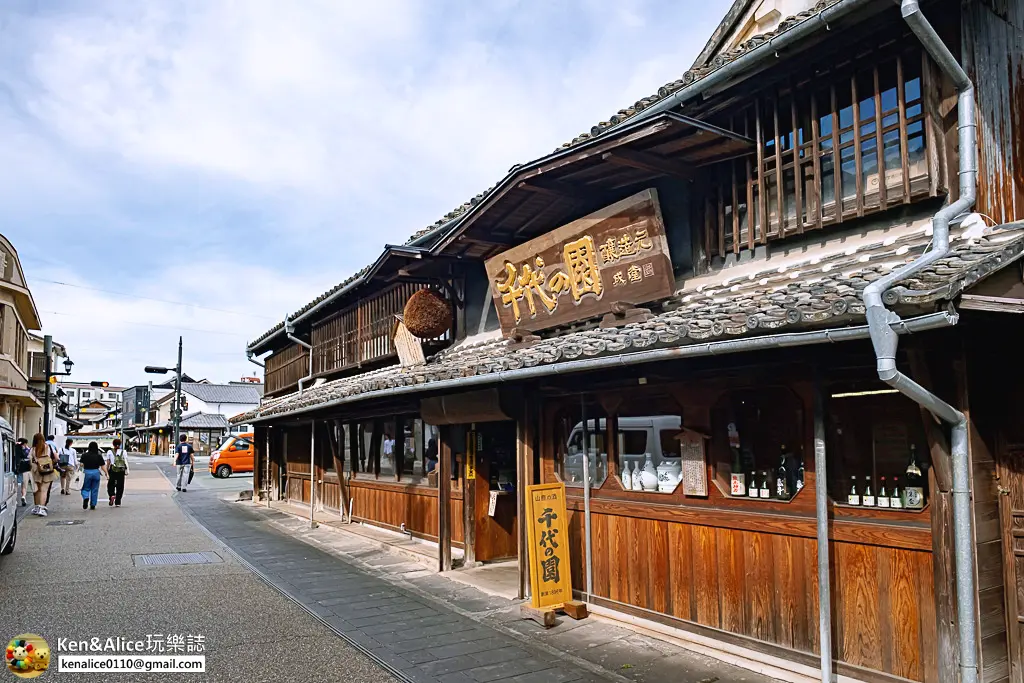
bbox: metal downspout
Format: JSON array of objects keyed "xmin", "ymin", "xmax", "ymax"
[
  {"xmin": 863, "ymin": 3, "xmax": 978, "ymax": 683},
  {"xmin": 285, "ymin": 317, "xmax": 314, "ymax": 395},
  {"xmin": 246, "ymin": 351, "xmax": 265, "ymax": 369}
]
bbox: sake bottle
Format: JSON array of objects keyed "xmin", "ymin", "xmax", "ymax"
[
  {"xmin": 847, "ymin": 476, "xmax": 860, "ymax": 506},
  {"xmin": 877, "ymin": 476, "xmax": 890, "ymax": 508},
  {"xmin": 862, "ymin": 478, "xmax": 875, "ymax": 507}
]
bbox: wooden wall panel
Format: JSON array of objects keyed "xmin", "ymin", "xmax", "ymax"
[
  {"xmin": 349, "ymin": 481, "xmax": 464, "ymax": 545},
  {"xmin": 572, "ymin": 510, "xmax": 937, "ymax": 682}
]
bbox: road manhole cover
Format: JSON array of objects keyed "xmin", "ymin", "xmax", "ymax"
[
  {"xmin": 46, "ymin": 520, "xmax": 85, "ymax": 526},
  {"xmin": 132, "ymin": 551, "xmax": 223, "ymax": 566}
]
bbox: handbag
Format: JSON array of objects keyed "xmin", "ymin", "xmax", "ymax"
[{"xmin": 71, "ymin": 470, "xmax": 83, "ymax": 491}]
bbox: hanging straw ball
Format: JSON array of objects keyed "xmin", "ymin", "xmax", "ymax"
[{"xmin": 403, "ymin": 289, "xmax": 451, "ymax": 339}]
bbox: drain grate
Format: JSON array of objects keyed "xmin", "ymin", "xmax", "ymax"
[
  {"xmin": 46, "ymin": 520, "xmax": 84, "ymax": 526},
  {"xmin": 132, "ymin": 551, "xmax": 223, "ymax": 566}
]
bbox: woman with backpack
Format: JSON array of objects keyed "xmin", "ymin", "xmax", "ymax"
[
  {"xmin": 105, "ymin": 438, "xmax": 129, "ymax": 507},
  {"xmin": 28, "ymin": 433, "xmax": 58, "ymax": 516},
  {"xmin": 58, "ymin": 438, "xmax": 78, "ymax": 495},
  {"xmin": 80, "ymin": 442, "xmax": 108, "ymax": 510}
]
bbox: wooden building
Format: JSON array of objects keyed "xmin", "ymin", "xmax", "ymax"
[{"xmin": 240, "ymin": 1, "xmax": 1024, "ymax": 681}]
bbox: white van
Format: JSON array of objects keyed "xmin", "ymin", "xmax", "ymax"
[
  {"xmin": 564, "ymin": 415, "xmax": 682, "ymax": 486},
  {"xmin": 0, "ymin": 418, "xmax": 18, "ymax": 557}
]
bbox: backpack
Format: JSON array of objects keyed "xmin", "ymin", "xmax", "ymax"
[
  {"xmin": 36, "ymin": 448, "xmax": 54, "ymax": 474},
  {"xmin": 111, "ymin": 450, "xmax": 127, "ymax": 474},
  {"xmin": 15, "ymin": 448, "xmax": 30, "ymax": 474}
]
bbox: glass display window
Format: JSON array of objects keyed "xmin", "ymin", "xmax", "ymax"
[
  {"xmin": 554, "ymin": 400, "xmax": 609, "ymax": 489},
  {"xmin": 711, "ymin": 387, "xmax": 806, "ymax": 501},
  {"xmin": 827, "ymin": 383, "xmax": 929, "ymax": 511}
]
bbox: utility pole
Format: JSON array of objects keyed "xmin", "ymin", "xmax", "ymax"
[
  {"xmin": 42, "ymin": 335, "xmax": 52, "ymax": 437},
  {"xmin": 173, "ymin": 336, "xmax": 183, "ymax": 447}
]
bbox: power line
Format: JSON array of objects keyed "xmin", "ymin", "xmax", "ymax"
[
  {"xmin": 32, "ymin": 279, "xmax": 277, "ymax": 319},
  {"xmin": 41, "ymin": 311, "xmax": 251, "ymax": 337}
]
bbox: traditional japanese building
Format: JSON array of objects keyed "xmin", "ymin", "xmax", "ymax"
[{"xmin": 239, "ymin": 1, "xmax": 1024, "ymax": 681}]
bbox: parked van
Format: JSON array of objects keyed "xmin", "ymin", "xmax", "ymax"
[
  {"xmin": 564, "ymin": 415, "xmax": 681, "ymax": 485},
  {"xmin": 209, "ymin": 433, "xmax": 254, "ymax": 478},
  {"xmin": 0, "ymin": 417, "xmax": 19, "ymax": 557}
]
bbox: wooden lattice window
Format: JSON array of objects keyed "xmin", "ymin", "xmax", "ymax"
[{"xmin": 704, "ymin": 46, "xmax": 936, "ymax": 258}]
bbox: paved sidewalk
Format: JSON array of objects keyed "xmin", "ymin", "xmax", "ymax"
[
  {"xmin": 0, "ymin": 461, "xmax": 393, "ymax": 683},
  {"xmin": 164, "ymin": 463, "xmax": 776, "ymax": 683}
]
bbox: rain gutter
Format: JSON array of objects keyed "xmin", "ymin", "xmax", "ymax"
[
  {"xmin": 249, "ymin": 310, "xmax": 957, "ymax": 424},
  {"xmin": 862, "ymin": 3, "xmax": 979, "ymax": 683},
  {"xmin": 285, "ymin": 316, "xmax": 314, "ymax": 396}
]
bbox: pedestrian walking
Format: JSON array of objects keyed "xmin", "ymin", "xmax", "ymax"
[
  {"xmin": 28, "ymin": 433, "xmax": 58, "ymax": 516},
  {"xmin": 79, "ymin": 442, "xmax": 108, "ymax": 511},
  {"xmin": 44, "ymin": 435, "xmax": 59, "ymax": 506},
  {"xmin": 174, "ymin": 434, "xmax": 194, "ymax": 492},
  {"xmin": 14, "ymin": 438, "xmax": 30, "ymax": 506},
  {"xmin": 58, "ymin": 438, "xmax": 78, "ymax": 494},
  {"xmin": 105, "ymin": 438, "xmax": 130, "ymax": 507}
]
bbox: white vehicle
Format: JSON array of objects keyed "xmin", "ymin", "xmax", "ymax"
[
  {"xmin": 564, "ymin": 415, "xmax": 682, "ymax": 486},
  {"xmin": 1, "ymin": 417, "xmax": 18, "ymax": 557}
]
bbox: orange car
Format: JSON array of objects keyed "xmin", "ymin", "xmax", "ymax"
[{"xmin": 209, "ymin": 433, "xmax": 254, "ymax": 478}]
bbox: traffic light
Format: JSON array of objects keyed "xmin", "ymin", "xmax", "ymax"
[
  {"xmin": 90, "ymin": 381, "xmax": 109, "ymax": 387},
  {"xmin": 181, "ymin": 397, "xmax": 188, "ymax": 411}
]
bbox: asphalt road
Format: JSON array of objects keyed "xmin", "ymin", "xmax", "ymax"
[{"xmin": 0, "ymin": 460, "xmax": 393, "ymax": 682}]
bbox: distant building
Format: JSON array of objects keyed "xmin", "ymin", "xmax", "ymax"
[
  {"xmin": 138, "ymin": 381, "xmax": 262, "ymax": 455},
  {"xmin": 0, "ymin": 234, "xmax": 43, "ymax": 438}
]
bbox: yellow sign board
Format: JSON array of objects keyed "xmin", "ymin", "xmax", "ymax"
[
  {"xmin": 526, "ymin": 482, "xmax": 573, "ymax": 609},
  {"xmin": 465, "ymin": 430, "xmax": 477, "ymax": 481}
]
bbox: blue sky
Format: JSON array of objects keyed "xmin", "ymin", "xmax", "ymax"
[{"xmin": 0, "ymin": 0, "xmax": 731, "ymax": 387}]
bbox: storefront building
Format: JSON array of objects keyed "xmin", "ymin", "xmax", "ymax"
[{"xmin": 239, "ymin": 1, "xmax": 1024, "ymax": 681}]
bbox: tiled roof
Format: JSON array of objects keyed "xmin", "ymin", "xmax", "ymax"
[
  {"xmin": 234, "ymin": 222, "xmax": 1024, "ymax": 424},
  {"xmin": 181, "ymin": 382, "xmax": 261, "ymax": 405},
  {"xmin": 247, "ymin": 2, "xmax": 845, "ymax": 353}
]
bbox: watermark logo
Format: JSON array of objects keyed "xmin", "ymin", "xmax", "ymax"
[{"xmin": 5, "ymin": 634, "xmax": 50, "ymax": 678}]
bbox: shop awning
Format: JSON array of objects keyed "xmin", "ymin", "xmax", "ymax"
[{"xmin": 0, "ymin": 388, "xmax": 43, "ymax": 408}]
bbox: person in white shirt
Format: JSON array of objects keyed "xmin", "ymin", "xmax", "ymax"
[
  {"xmin": 104, "ymin": 438, "xmax": 130, "ymax": 507},
  {"xmin": 58, "ymin": 438, "xmax": 78, "ymax": 495},
  {"xmin": 382, "ymin": 433, "xmax": 395, "ymax": 470}
]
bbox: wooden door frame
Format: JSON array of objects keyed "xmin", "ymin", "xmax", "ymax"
[{"xmin": 997, "ymin": 435, "xmax": 1023, "ymax": 683}]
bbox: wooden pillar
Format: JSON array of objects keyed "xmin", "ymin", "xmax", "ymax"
[
  {"xmin": 909, "ymin": 349, "xmax": 960, "ymax": 683},
  {"xmin": 370, "ymin": 419, "xmax": 383, "ymax": 478},
  {"xmin": 328, "ymin": 420, "xmax": 348, "ymax": 513},
  {"xmin": 438, "ymin": 426, "xmax": 453, "ymax": 572},
  {"xmin": 517, "ymin": 402, "xmax": 536, "ymax": 600},
  {"xmin": 464, "ymin": 425, "xmax": 477, "ymax": 566},
  {"xmin": 348, "ymin": 421, "xmax": 359, "ymax": 474},
  {"xmin": 395, "ymin": 415, "xmax": 406, "ymax": 483}
]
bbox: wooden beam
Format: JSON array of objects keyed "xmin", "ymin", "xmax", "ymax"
[
  {"xmin": 873, "ymin": 66, "xmax": 887, "ymax": 209},
  {"xmin": 897, "ymin": 55, "xmax": 912, "ymax": 203},
  {"xmin": 601, "ymin": 149, "xmax": 695, "ymax": 181},
  {"xmin": 438, "ymin": 426, "xmax": 453, "ymax": 572},
  {"xmin": 464, "ymin": 426, "xmax": 477, "ymax": 567},
  {"xmin": 960, "ymin": 294, "xmax": 1024, "ymax": 314},
  {"xmin": 516, "ymin": 177, "xmax": 599, "ymax": 202}
]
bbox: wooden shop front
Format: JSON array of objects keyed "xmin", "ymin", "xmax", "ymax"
[{"xmin": 530, "ymin": 343, "xmax": 952, "ymax": 683}]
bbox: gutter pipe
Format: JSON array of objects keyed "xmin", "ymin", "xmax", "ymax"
[
  {"xmin": 285, "ymin": 316, "xmax": 315, "ymax": 395},
  {"xmin": 246, "ymin": 351, "xmax": 265, "ymax": 369},
  {"xmin": 250, "ymin": 310, "xmax": 956, "ymax": 424},
  {"xmin": 863, "ymin": 4, "xmax": 978, "ymax": 683}
]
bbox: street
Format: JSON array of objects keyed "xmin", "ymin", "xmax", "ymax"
[{"xmin": 0, "ymin": 458, "xmax": 391, "ymax": 683}]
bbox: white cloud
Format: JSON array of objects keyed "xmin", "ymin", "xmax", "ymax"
[{"xmin": 1, "ymin": 0, "xmax": 732, "ymax": 385}]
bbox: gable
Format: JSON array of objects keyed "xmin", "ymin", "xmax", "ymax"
[{"xmin": 695, "ymin": 0, "xmax": 822, "ymax": 68}]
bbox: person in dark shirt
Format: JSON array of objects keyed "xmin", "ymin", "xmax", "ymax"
[
  {"xmin": 79, "ymin": 442, "xmax": 108, "ymax": 511},
  {"xmin": 174, "ymin": 435, "xmax": 195, "ymax": 492}
]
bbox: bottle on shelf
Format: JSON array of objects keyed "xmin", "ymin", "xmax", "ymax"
[
  {"xmin": 729, "ymin": 429, "xmax": 746, "ymax": 496},
  {"xmin": 890, "ymin": 476, "xmax": 902, "ymax": 509},
  {"xmin": 903, "ymin": 444, "xmax": 926, "ymax": 510},
  {"xmin": 848, "ymin": 476, "xmax": 860, "ymax": 506},
  {"xmin": 747, "ymin": 470, "xmax": 758, "ymax": 498},
  {"xmin": 877, "ymin": 476, "xmax": 890, "ymax": 508},
  {"xmin": 775, "ymin": 446, "xmax": 790, "ymax": 500},
  {"xmin": 862, "ymin": 477, "xmax": 875, "ymax": 507},
  {"xmin": 796, "ymin": 456, "xmax": 805, "ymax": 492},
  {"xmin": 758, "ymin": 471, "xmax": 770, "ymax": 499}
]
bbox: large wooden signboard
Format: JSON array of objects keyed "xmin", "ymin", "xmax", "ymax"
[
  {"xmin": 525, "ymin": 483, "xmax": 573, "ymax": 610},
  {"xmin": 485, "ymin": 188, "xmax": 674, "ymax": 335}
]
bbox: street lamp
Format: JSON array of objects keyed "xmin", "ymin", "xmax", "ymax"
[{"xmin": 145, "ymin": 336, "xmax": 183, "ymax": 451}]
